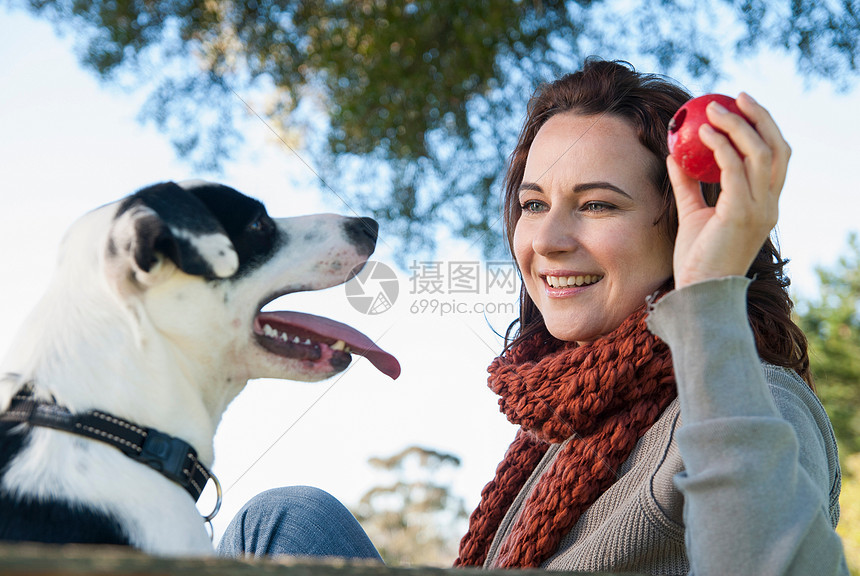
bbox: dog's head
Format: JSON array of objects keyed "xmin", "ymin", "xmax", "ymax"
[{"xmin": 100, "ymin": 181, "xmax": 399, "ymax": 386}]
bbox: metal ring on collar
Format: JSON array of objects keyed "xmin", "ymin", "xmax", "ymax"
[{"xmin": 202, "ymin": 472, "xmax": 222, "ymax": 523}]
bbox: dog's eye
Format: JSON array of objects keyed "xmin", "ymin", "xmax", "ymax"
[{"xmin": 247, "ymin": 216, "xmax": 271, "ymax": 233}]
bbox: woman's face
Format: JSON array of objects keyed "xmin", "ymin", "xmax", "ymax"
[{"xmin": 513, "ymin": 112, "xmax": 674, "ymax": 344}]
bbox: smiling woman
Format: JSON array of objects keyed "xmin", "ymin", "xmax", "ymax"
[
  {"xmin": 513, "ymin": 113, "xmax": 674, "ymax": 344},
  {"xmin": 453, "ymin": 59, "xmax": 848, "ymax": 575}
]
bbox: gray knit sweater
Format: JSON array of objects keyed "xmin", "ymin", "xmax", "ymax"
[{"xmin": 483, "ymin": 277, "xmax": 847, "ymax": 575}]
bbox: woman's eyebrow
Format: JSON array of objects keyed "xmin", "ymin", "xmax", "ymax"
[
  {"xmin": 574, "ymin": 181, "xmax": 633, "ymax": 199},
  {"xmin": 519, "ymin": 181, "xmax": 632, "ymax": 199},
  {"xmin": 518, "ymin": 182, "xmax": 543, "ymax": 195}
]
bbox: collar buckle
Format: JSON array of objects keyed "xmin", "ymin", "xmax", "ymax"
[{"xmin": 137, "ymin": 428, "xmax": 192, "ymax": 487}]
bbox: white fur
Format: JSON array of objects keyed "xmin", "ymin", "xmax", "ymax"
[
  {"xmin": 0, "ymin": 197, "xmax": 371, "ymax": 555},
  {"xmin": 169, "ymin": 227, "xmax": 239, "ymax": 278}
]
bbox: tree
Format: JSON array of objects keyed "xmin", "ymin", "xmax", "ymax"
[
  {"xmin": 351, "ymin": 445, "xmax": 467, "ymax": 566},
  {"xmin": 797, "ymin": 233, "xmax": 860, "ymax": 459},
  {"xmin": 17, "ymin": 0, "xmax": 860, "ymax": 255}
]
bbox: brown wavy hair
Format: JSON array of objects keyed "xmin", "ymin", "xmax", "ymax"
[{"xmin": 502, "ymin": 59, "xmax": 813, "ymax": 389}]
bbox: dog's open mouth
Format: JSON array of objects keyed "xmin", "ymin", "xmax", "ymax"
[{"xmin": 253, "ymin": 311, "xmax": 400, "ymax": 379}]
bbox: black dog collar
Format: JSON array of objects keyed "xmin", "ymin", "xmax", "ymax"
[{"xmin": 0, "ymin": 387, "xmax": 221, "ymax": 521}]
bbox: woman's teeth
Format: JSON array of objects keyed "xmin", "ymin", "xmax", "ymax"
[{"xmin": 546, "ymin": 275, "xmax": 602, "ymax": 288}]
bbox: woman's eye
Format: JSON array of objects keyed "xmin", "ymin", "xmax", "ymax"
[
  {"xmin": 582, "ymin": 201, "xmax": 614, "ymax": 213},
  {"xmin": 521, "ymin": 200, "xmax": 547, "ymax": 213}
]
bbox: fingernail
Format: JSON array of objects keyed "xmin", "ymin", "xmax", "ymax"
[
  {"xmin": 709, "ymin": 102, "xmax": 728, "ymax": 114},
  {"xmin": 740, "ymin": 91, "xmax": 758, "ymax": 105}
]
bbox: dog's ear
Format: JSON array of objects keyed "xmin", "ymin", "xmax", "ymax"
[{"xmin": 110, "ymin": 182, "xmax": 239, "ymax": 284}]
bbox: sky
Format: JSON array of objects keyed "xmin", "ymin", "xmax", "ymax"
[{"xmin": 1, "ymin": 5, "xmax": 859, "ymax": 547}]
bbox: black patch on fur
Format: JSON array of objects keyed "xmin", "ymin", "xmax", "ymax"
[
  {"xmin": 116, "ymin": 185, "xmax": 226, "ymax": 278},
  {"xmin": 185, "ymin": 183, "xmax": 284, "ymax": 277},
  {"xmin": 0, "ymin": 423, "xmax": 129, "ymax": 546},
  {"xmin": 118, "ymin": 182, "xmax": 283, "ymax": 279},
  {"xmin": 342, "ymin": 217, "xmax": 378, "ymax": 257},
  {"xmin": 130, "ymin": 212, "xmax": 176, "ymax": 273}
]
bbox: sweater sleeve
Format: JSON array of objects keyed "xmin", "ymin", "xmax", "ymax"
[{"xmin": 646, "ymin": 276, "xmax": 848, "ymax": 576}]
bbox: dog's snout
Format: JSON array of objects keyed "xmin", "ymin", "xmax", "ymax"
[{"xmin": 343, "ymin": 217, "xmax": 379, "ymax": 256}]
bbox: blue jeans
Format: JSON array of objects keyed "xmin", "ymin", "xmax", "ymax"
[{"xmin": 217, "ymin": 486, "xmax": 382, "ymax": 561}]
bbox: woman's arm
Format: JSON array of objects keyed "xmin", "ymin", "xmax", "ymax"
[
  {"xmin": 660, "ymin": 95, "xmax": 847, "ymax": 574},
  {"xmin": 648, "ymin": 277, "xmax": 847, "ymax": 576}
]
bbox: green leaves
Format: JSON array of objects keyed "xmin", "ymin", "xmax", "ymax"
[
  {"xmin": 296, "ymin": 1, "xmax": 540, "ymax": 160},
  {"xmin": 798, "ymin": 234, "xmax": 860, "ymax": 460},
  {"xmin": 19, "ymin": 0, "xmax": 860, "ymax": 255}
]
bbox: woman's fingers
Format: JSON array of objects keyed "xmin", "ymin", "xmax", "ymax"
[
  {"xmin": 735, "ymin": 92, "xmax": 790, "ymax": 158},
  {"xmin": 704, "ymin": 104, "xmax": 768, "ymax": 201},
  {"xmin": 735, "ymin": 92, "xmax": 792, "ymax": 193},
  {"xmin": 668, "ymin": 94, "xmax": 790, "ymax": 288},
  {"xmin": 699, "ymin": 96, "xmax": 784, "ymax": 230},
  {"xmin": 667, "ymin": 154, "xmax": 707, "ymax": 218},
  {"xmin": 698, "ymin": 121, "xmax": 756, "ymax": 207},
  {"xmin": 705, "ymin": 95, "xmax": 789, "ymax": 194}
]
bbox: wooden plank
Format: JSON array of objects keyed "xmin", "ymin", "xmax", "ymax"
[{"xmin": 0, "ymin": 543, "xmax": 635, "ymax": 575}]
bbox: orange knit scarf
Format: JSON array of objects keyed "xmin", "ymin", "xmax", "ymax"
[{"xmin": 455, "ymin": 306, "xmax": 676, "ymax": 568}]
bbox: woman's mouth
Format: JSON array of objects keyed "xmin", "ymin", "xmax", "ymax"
[{"xmin": 545, "ymin": 274, "xmax": 603, "ymax": 288}]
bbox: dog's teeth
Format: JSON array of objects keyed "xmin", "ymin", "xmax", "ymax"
[
  {"xmin": 330, "ymin": 340, "xmax": 352, "ymax": 354},
  {"xmin": 261, "ymin": 324, "xmax": 318, "ymax": 347}
]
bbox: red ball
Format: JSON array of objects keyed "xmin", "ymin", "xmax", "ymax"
[{"xmin": 667, "ymin": 94, "xmax": 748, "ymax": 183}]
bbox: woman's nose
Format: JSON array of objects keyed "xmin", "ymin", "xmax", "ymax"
[{"xmin": 532, "ymin": 208, "xmax": 577, "ymax": 256}]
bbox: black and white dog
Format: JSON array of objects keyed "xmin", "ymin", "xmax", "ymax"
[{"xmin": 0, "ymin": 181, "xmax": 399, "ymax": 555}]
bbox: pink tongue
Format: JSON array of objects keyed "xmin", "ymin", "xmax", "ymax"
[{"xmin": 255, "ymin": 311, "xmax": 400, "ymax": 380}]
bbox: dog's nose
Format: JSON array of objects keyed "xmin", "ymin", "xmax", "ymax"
[{"xmin": 343, "ymin": 217, "xmax": 379, "ymax": 256}]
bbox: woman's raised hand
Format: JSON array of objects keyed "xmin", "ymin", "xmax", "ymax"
[{"xmin": 667, "ymin": 93, "xmax": 791, "ymax": 289}]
